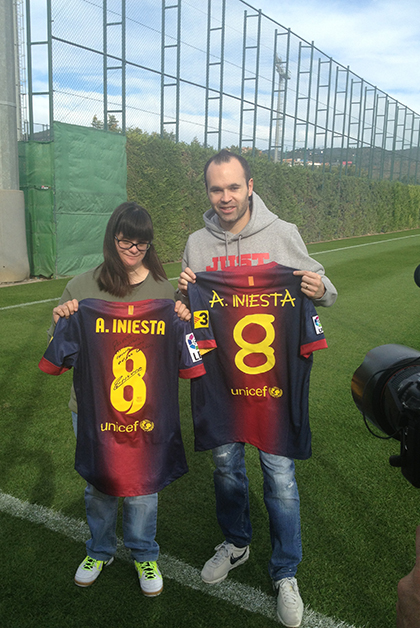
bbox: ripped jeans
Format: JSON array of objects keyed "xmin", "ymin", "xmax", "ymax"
[{"xmin": 212, "ymin": 442, "xmax": 302, "ymax": 581}]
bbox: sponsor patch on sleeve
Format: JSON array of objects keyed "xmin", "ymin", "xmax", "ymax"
[
  {"xmin": 312, "ymin": 315, "xmax": 323, "ymax": 335},
  {"xmin": 186, "ymin": 333, "xmax": 202, "ymax": 362}
]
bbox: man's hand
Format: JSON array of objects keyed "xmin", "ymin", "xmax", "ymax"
[
  {"xmin": 293, "ymin": 270, "xmax": 325, "ymax": 299},
  {"xmin": 53, "ymin": 299, "xmax": 79, "ymax": 324},
  {"xmin": 178, "ymin": 267, "xmax": 196, "ymax": 296},
  {"xmin": 174, "ymin": 300, "xmax": 191, "ymax": 322},
  {"xmin": 397, "ymin": 526, "xmax": 420, "ymax": 628}
]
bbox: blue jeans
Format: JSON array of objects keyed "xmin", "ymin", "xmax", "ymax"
[
  {"xmin": 212, "ymin": 442, "xmax": 302, "ymax": 581},
  {"xmin": 72, "ymin": 412, "xmax": 159, "ymax": 563}
]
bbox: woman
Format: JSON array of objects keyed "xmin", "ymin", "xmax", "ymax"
[{"xmin": 48, "ymin": 202, "xmax": 194, "ymax": 597}]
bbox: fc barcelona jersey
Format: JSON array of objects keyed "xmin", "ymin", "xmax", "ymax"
[
  {"xmin": 187, "ymin": 263, "xmax": 327, "ymax": 459},
  {"xmin": 39, "ymin": 298, "xmax": 205, "ymax": 496}
]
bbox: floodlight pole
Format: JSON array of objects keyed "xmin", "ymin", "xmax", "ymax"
[{"xmin": 274, "ymin": 56, "xmax": 288, "ymax": 163}]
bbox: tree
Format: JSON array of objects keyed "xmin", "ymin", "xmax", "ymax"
[
  {"xmin": 91, "ymin": 115, "xmax": 103, "ymax": 129},
  {"xmin": 91, "ymin": 114, "xmax": 121, "ymax": 132},
  {"xmin": 107, "ymin": 114, "xmax": 120, "ymax": 133}
]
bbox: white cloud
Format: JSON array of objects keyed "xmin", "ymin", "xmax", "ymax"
[
  {"xmin": 24, "ymin": 0, "xmax": 420, "ymax": 153},
  {"xmin": 254, "ymin": 0, "xmax": 420, "ymax": 113}
]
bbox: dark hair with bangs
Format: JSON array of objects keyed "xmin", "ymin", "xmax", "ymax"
[
  {"xmin": 95, "ymin": 202, "xmax": 167, "ymax": 297},
  {"xmin": 203, "ymin": 149, "xmax": 252, "ymax": 189}
]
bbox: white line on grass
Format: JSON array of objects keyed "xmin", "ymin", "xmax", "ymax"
[
  {"xmin": 3, "ymin": 232, "xmax": 418, "ymax": 313},
  {"xmin": 311, "ymin": 232, "xmax": 420, "ymax": 255},
  {"xmin": 0, "ymin": 297, "xmax": 59, "ymax": 311},
  {"xmin": 0, "ymin": 490, "xmax": 362, "ymax": 628}
]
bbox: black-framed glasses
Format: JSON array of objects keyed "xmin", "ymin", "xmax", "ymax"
[{"xmin": 114, "ymin": 236, "xmax": 151, "ymax": 253}]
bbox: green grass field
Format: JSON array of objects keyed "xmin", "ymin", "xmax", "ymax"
[{"xmin": 1, "ymin": 229, "xmax": 420, "ymax": 628}]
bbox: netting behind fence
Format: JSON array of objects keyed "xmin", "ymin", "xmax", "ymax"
[{"xmin": 23, "ymin": 0, "xmax": 420, "ymax": 183}]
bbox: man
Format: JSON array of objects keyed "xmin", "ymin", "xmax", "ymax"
[
  {"xmin": 397, "ymin": 526, "xmax": 420, "ymax": 628},
  {"xmin": 178, "ymin": 150, "xmax": 337, "ymax": 627}
]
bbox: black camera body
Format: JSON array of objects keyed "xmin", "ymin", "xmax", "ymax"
[
  {"xmin": 351, "ymin": 344, "xmax": 420, "ymax": 488},
  {"xmin": 351, "ymin": 266, "xmax": 420, "ymax": 488}
]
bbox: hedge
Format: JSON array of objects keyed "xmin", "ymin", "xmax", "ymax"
[{"xmin": 126, "ymin": 130, "xmax": 420, "ymax": 263}]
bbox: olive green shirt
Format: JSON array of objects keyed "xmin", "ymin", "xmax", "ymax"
[{"xmin": 48, "ymin": 268, "xmax": 175, "ymax": 412}]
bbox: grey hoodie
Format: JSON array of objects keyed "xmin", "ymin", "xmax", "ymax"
[{"xmin": 182, "ymin": 192, "xmax": 337, "ymax": 307}]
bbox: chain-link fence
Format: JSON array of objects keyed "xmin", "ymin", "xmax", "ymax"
[{"xmin": 23, "ymin": 0, "xmax": 420, "ymax": 183}]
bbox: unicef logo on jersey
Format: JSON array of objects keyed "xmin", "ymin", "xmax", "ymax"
[
  {"xmin": 230, "ymin": 385, "xmax": 283, "ymax": 399},
  {"xmin": 186, "ymin": 333, "xmax": 201, "ymax": 363}
]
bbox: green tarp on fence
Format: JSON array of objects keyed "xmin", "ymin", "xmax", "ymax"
[{"xmin": 19, "ymin": 121, "xmax": 127, "ymax": 277}]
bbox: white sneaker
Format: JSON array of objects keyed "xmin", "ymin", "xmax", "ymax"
[
  {"xmin": 274, "ymin": 577, "xmax": 304, "ymax": 627},
  {"xmin": 74, "ymin": 555, "xmax": 114, "ymax": 587},
  {"xmin": 134, "ymin": 560, "xmax": 163, "ymax": 597},
  {"xmin": 201, "ymin": 541, "xmax": 249, "ymax": 584}
]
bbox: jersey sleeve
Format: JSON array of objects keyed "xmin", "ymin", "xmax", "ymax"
[
  {"xmin": 177, "ymin": 318, "xmax": 207, "ymax": 379},
  {"xmin": 300, "ymin": 299, "xmax": 328, "ymax": 358},
  {"xmin": 187, "ymin": 282, "xmax": 217, "ymax": 355},
  {"xmin": 39, "ymin": 314, "xmax": 81, "ymax": 375}
]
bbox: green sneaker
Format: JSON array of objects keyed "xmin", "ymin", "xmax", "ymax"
[
  {"xmin": 74, "ymin": 555, "xmax": 114, "ymax": 587},
  {"xmin": 134, "ymin": 560, "xmax": 163, "ymax": 597}
]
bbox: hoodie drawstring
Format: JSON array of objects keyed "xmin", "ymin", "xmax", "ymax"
[{"xmin": 224, "ymin": 233, "xmax": 242, "ymax": 268}]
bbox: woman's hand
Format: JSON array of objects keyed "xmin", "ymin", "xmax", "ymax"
[
  {"xmin": 53, "ymin": 299, "xmax": 79, "ymax": 324},
  {"xmin": 174, "ymin": 300, "xmax": 191, "ymax": 322}
]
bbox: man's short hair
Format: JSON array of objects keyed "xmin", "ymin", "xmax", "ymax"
[{"xmin": 204, "ymin": 149, "xmax": 252, "ymax": 189}]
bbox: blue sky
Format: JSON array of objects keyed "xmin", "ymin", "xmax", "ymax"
[
  {"xmin": 26, "ymin": 0, "xmax": 420, "ymax": 146},
  {"xmin": 254, "ymin": 0, "xmax": 420, "ymax": 114}
]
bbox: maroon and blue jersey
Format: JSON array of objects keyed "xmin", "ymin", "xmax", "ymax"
[
  {"xmin": 187, "ymin": 263, "xmax": 327, "ymax": 459},
  {"xmin": 39, "ymin": 298, "xmax": 205, "ymax": 496}
]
